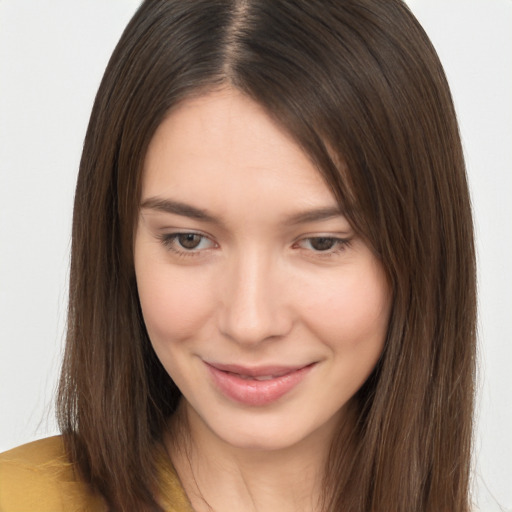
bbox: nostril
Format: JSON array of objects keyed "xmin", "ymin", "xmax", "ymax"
[{"xmin": 218, "ymin": 298, "xmax": 292, "ymax": 345}]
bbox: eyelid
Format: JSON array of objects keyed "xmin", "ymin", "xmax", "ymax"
[
  {"xmin": 156, "ymin": 229, "xmax": 352, "ymax": 259},
  {"xmin": 158, "ymin": 231, "xmax": 217, "ymax": 255},
  {"xmin": 293, "ymin": 235, "xmax": 352, "ymax": 254}
]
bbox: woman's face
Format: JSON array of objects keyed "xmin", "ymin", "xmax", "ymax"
[{"xmin": 134, "ymin": 89, "xmax": 391, "ymax": 452}]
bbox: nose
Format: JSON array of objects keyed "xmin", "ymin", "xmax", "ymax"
[{"xmin": 218, "ymin": 249, "xmax": 292, "ymax": 346}]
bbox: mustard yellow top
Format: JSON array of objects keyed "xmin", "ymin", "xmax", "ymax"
[{"xmin": 0, "ymin": 436, "xmax": 194, "ymax": 512}]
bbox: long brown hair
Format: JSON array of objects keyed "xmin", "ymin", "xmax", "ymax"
[{"xmin": 57, "ymin": 0, "xmax": 476, "ymax": 510}]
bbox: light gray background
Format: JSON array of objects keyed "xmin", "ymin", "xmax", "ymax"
[{"xmin": 1, "ymin": 1, "xmax": 511, "ymax": 510}]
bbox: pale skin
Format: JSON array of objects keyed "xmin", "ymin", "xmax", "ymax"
[{"xmin": 134, "ymin": 88, "xmax": 391, "ymax": 512}]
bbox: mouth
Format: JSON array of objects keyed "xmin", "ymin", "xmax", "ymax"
[
  {"xmin": 236, "ymin": 373, "xmax": 286, "ymax": 381},
  {"xmin": 205, "ymin": 362, "xmax": 316, "ymax": 406}
]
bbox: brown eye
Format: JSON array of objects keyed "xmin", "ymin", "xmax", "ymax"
[
  {"xmin": 159, "ymin": 232, "xmax": 215, "ymax": 254},
  {"xmin": 309, "ymin": 237, "xmax": 337, "ymax": 251},
  {"xmin": 178, "ymin": 233, "xmax": 203, "ymax": 249}
]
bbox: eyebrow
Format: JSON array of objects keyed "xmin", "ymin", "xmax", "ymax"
[
  {"xmin": 284, "ymin": 206, "xmax": 346, "ymax": 226},
  {"xmin": 140, "ymin": 197, "xmax": 220, "ymax": 223},
  {"xmin": 140, "ymin": 197, "xmax": 346, "ymax": 226}
]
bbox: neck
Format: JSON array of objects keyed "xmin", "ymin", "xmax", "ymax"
[{"xmin": 165, "ymin": 401, "xmax": 354, "ymax": 512}]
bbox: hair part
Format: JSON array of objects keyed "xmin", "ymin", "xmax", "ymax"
[{"xmin": 57, "ymin": 1, "xmax": 476, "ymax": 510}]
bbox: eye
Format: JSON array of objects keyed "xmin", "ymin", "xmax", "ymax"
[
  {"xmin": 305, "ymin": 237, "xmax": 337, "ymax": 251},
  {"xmin": 176, "ymin": 233, "xmax": 206, "ymax": 250},
  {"xmin": 159, "ymin": 232, "xmax": 216, "ymax": 253},
  {"xmin": 296, "ymin": 236, "xmax": 351, "ymax": 253}
]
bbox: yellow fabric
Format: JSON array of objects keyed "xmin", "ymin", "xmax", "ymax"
[{"xmin": 0, "ymin": 436, "xmax": 194, "ymax": 512}]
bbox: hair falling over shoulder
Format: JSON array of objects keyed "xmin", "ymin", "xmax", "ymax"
[{"xmin": 57, "ymin": 1, "xmax": 477, "ymax": 510}]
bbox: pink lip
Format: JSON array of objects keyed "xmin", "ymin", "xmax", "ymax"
[{"xmin": 205, "ymin": 362, "xmax": 315, "ymax": 406}]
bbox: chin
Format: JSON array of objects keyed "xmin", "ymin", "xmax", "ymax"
[{"xmin": 188, "ymin": 402, "xmax": 343, "ymax": 455}]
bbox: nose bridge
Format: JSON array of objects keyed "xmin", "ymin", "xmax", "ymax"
[{"xmin": 219, "ymin": 244, "xmax": 290, "ymax": 345}]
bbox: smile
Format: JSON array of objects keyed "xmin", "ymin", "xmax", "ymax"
[
  {"xmin": 205, "ymin": 362, "xmax": 315, "ymax": 406},
  {"xmin": 236, "ymin": 374, "xmax": 283, "ymax": 381}
]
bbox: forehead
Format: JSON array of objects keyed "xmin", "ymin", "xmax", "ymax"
[{"xmin": 142, "ymin": 88, "xmax": 339, "ymax": 213}]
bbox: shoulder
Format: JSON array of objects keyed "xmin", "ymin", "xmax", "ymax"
[
  {"xmin": 156, "ymin": 445, "xmax": 196, "ymax": 512},
  {"xmin": 0, "ymin": 436, "xmax": 106, "ymax": 512}
]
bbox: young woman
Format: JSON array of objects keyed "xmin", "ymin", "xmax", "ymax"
[{"xmin": 0, "ymin": 1, "xmax": 476, "ymax": 511}]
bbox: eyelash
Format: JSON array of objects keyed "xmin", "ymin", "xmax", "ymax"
[
  {"xmin": 294, "ymin": 236, "xmax": 352, "ymax": 256},
  {"xmin": 157, "ymin": 232, "xmax": 216, "ymax": 257},
  {"xmin": 158, "ymin": 232, "xmax": 351, "ymax": 258}
]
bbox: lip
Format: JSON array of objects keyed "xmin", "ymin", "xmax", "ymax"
[{"xmin": 205, "ymin": 361, "xmax": 315, "ymax": 406}]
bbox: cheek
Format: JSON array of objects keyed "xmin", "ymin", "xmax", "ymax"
[
  {"xmin": 136, "ymin": 263, "xmax": 215, "ymax": 344},
  {"xmin": 300, "ymin": 263, "xmax": 391, "ymax": 350}
]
